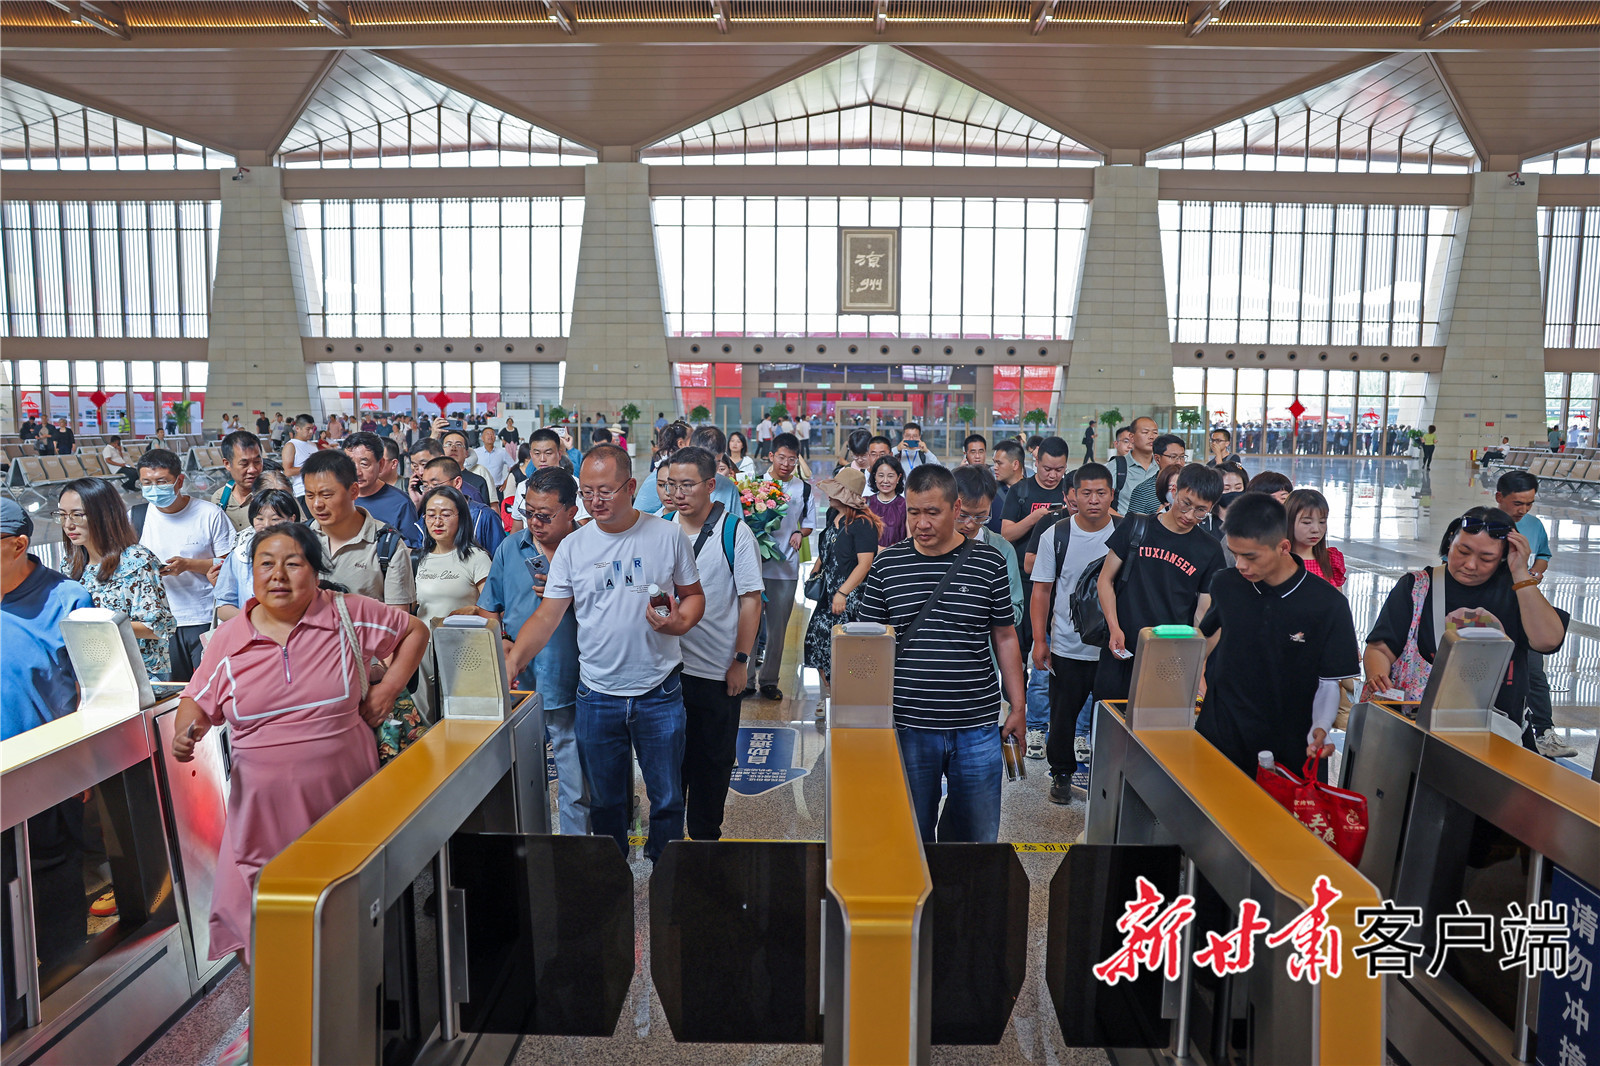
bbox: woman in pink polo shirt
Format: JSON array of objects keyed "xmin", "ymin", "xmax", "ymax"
[{"xmin": 171, "ymin": 523, "xmax": 427, "ymax": 968}]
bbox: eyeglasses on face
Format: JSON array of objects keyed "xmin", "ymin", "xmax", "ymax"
[
  {"xmin": 50, "ymin": 510, "xmax": 88, "ymax": 523},
  {"xmin": 662, "ymin": 478, "xmax": 710, "ymax": 496},
  {"xmin": 578, "ymin": 484, "xmax": 626, "ymax": 503}
]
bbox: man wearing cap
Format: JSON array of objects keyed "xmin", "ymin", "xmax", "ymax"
[{"xmin": 1, "ymin": 498, "xmax": 94, "ymax": 738}]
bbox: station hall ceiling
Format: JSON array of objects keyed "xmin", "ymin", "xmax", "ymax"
[{"xmin": 1, "ymin": 1, "xmax": 1596, "ymax": 163}]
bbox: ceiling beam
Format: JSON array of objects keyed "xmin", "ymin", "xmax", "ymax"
[
  {"xmin": 376, "ymin": 49, "xmax": 602, "ymax": 151},
  {"xmin": 44, "ymin": 0, "xmax": 129, "ymax": 40},
  {"xmin": 1423, "ymin": 52, "xmax": 1489, "ymax": 164},
  {"xmin": 1420, "ymin": 1, "xmax": 1490, "ymax": 41},
  {"xmin": 874, "ymin": 0, "xmax": 888, "ymax": 35},
  {"xmin": 899, "ymin": 45, "xmax": 1112, "ymax": 156},
  {"xmin": 710, "ymin": 0, "xmax": 730, "ymax": 35},
  {"xmin": 1184, "ymin": 0, "xmax": 1230, "ymax": 38},
  {"xmin": 1138, "ymin": 51, "xmax": 1389, "ymax": 154},
  {"xmin": 1028, "ymin": 1, "xmax": 1057, "ymax": 36},
  {"xmin": 543, "ymin": 1, "xmax": 575, "ymax": 35},
  {"xmin": 265, "ymin": 48, "xmax": 345, "ymax": 157},
  {"xmin": 2, "ymin": 68, "xmax": 238, "ymax": 156},
  {"xmin": 292, "ymin": 1, "xmax": 351, "ymax": 39}
]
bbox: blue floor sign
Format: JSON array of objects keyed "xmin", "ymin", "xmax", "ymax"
[{"xmin": 729, "ymin": 726, "xmax": 809, "ymax": 796}]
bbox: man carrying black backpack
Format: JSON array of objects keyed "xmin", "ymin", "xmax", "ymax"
[{"xmin": 1028, "ymin": 463, "xmax": 1117, "ymax": 803}]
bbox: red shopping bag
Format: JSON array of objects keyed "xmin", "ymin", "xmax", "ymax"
[{"xmin": 1255, "ymin": 756, "xmax": 1369, "ymax": 866}]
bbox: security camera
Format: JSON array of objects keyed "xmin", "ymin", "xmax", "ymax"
[
  {"xmin": 231, "ymin": 166, "xmax": 251, "ymax": 182},
  {"xmin": 1508, "ymin": 171, "xmax": 1526, "ymax": 186}
]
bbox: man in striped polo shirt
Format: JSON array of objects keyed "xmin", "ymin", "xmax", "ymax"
[{"xmin": 857, "ymin": 465, "xmax": 1028, "ymax": 844}]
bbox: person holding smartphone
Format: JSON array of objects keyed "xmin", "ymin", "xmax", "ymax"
[
  {"xmin": 894, "ymin": 421, "xmax": 940, "ymax": 470},
  {"xmin": 477, "ymin": 467, "xmax": 590, "ymax": 835}
]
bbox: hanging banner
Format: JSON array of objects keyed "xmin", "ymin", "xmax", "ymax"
[{"xmin": 839, "ymin": 227, "xmax": 899, "ymax": 314}]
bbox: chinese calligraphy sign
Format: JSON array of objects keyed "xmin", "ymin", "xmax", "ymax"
[{"xmin": 839, "ymin": 228, "xmax": 899, "ymax": 314}]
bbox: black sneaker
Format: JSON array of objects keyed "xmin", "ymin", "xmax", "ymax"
[
  {"xmin": 1049, "ymin": 774, "xmax": 1073, "ymax": 805},
  {"xmin": 760, "ymin": 684, "xmax": 784, "ymax": 701}
]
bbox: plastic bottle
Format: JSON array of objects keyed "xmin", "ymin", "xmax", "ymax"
[
  {"xmin": 1257, "ymin": 751, "xmax": 1275, "ymax": 771},
  {"xmin": 647, "ymin": 583, "xmax": 671, "ymax": 617}
]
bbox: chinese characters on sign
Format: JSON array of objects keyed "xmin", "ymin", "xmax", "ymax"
[
  {"xmin": 1536, "ymin": 868, "xmax": 1598, "ymax": 1066},
  {"xmin": 1092, "ymin": 875, "xmax": 1582, "ymax": 992},
  {"xmin": 839, "ymin": 228, "xmax": 899, "ymax": 314}
]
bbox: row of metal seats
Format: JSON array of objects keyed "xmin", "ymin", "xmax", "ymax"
[
  {"xmin": 1484, "ymin": 446, "xmax": 1600, "ymax": 501},
  {"xmin": 5, "ymin": 450, "xmax": 132, "ymax": 489}
]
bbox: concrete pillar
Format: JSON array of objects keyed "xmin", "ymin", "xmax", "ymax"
[
  {"xmin": 203, "ymin": 166, "xmax": 322, "ymax": 423},
  {"xmin": 1064, "ymin": 166, "xmax": 1176, "ymax": 427},
  {"xmin": 1426, "ymin": 173, "xmax": 1547, "ymax": 461},
  {"xmin": 561, "ymin": 161, "xmax": 675, "ymax": 465}
]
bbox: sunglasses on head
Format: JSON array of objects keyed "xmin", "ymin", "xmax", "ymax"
[{"xmin": 1459, "ymin": 516, "xmax": 1512, "ymax": 539}]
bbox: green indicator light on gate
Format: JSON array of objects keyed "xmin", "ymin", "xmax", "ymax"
[{"xmin": 1152, "ymin": 625, "xmax": 1198, "ymax": 639}]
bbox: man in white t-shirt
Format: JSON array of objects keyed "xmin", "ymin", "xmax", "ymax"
[
  {"xmin": 505, "ymin": 444, "xmax": 705, "ymax": 862},
  {"xmin": 662, "ymin": 446, "xmax": 763, "ymax": 840},
  {"xmin": 751, "ymin": 433, "xmax": 817, "ymax": 701},
  {"xmin": 794, "ymin": 416, "xmax": 812, "ymax": 459},
  {"xmin": 755, "ymin": 415, "xmax": 775, "ymax": 459},
  {"xmin": 1028, "ymin": 462, "xmax": 1118, "ymax": 804},
  {"xmin": 135, "ymin": 448, "xmax": 236, "ymax": 682}
]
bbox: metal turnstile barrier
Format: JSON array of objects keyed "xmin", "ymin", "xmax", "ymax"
[
  {"xmin": 1080, "ymin": 626, "xmax": 1386, "ymax": 1066},
  {"xmin": 2, "ymin": 608, "xmax": 229, "ymax": 1066},
  {"xmin": 251, "ymin": 617, "xmax": 557, "ymax": 1066},
  {"xmin": 1341, "ymin": 628, "xmax": 1600, "ymax": 1066}
]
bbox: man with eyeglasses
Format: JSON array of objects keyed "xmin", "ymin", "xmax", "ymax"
[
  {"xmin": 505, "ymin": 444, "xmax": 706, "ymax": 864},
  {"xmin": 1095, "ymin": 463, "xmax": 1227, "ymax": 703},
  {"xmin": 1125, "ymin": 433, "xmax": 1187, "ymax": 516},
  {"xmin": 1111, "ymin": 417, "xmax": 1160, "ymax": 515},
  {"xmin": 1205, "ymin": 429, "xmax": 1242, "ymax": 468},
  {"xmin": 344, "ymin": 431, "xmax": 421, "ymax": 549},
  {"xmin": 954, "ymin": 465, "xmax": 1023, "ymax": 632},
  {"xmin": 479, "ymin": 466, "xmax": 590, "ymax": 835},
  {"xmin": 662, "ymin": 446, "xmax": 764, "ymax": 841},
  {"xmin": 750, "ymin": 433, "xmax": 816, "ymax": 703},
  {"xmin": 135, "ymin": 449, "xmax": 236, "ymax": 681},
  {"xmin": 437, "ymin": 428, "xmax": 492, "ymax": 506}
]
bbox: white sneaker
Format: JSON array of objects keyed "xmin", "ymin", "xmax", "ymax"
[
  {"xmin": 1074, "ymin": 734, "xmax": 1092, "ymax": 764},
  {"xmin": 1535, "ymin": 730, "xmax": 1578, "ymax": 759},
  {"xmin": 1025, "ymin": 729, "xmax": 1047, "ymax": 760}
]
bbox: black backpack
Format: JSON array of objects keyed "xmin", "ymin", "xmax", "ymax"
[
  {"xmin": 1070, "ymin": 515, "xmax": 1145, "ymax": 648},
  {"xmin": 1043, "ymin": 513, "xmax": 1121, "ymax": 625}
]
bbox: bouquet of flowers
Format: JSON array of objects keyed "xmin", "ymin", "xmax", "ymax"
[{"xmin": 737, "ymin": 476, "xmax": 790, "ymax": 560}]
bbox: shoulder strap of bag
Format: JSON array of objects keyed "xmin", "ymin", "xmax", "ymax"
[
  {"xmin": 218, "ymin": 482, "xmax": 233, "ymax": 511},
  {"xmin": 692, "ymin": 501, "xmax": 727, "ymax": 558},
  {"xmin": 800, "ymin": 479, "xmax": 812, "ymax": 514},
  {"xmin": 334, "ymin": 593, "xmax": 370, "ymax": 700},
  {"xmin": 1430, "ymin": 564, "xmax": 1446, "ymax": 646},
  {"xmin": 897, "ymin": 539, "xmax": 978, "ymax": 650},
  {"xmin": 1114, "ymin": 455, "xmax": 1128, "ymax": 496},
  {"xmin": 374, "ymin": 524, "xmax": 404, "ymax": 578},
  {"xmin": 1118, "ymin": 514, "xmax": 1148, "ymax": 588},
  {"xmin": 132, "ymin": 502, "xmax": 148, "ymax": 538},
  {"xmin": 720, "ymin": 509, "xmax": 738, "ymax": 572},
  {"xmin": 1053, "ymin": 514, "xmax": 1072, "ymax": 577}
]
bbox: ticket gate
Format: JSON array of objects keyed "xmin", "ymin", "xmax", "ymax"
[
  {"xmin": 1, "ymin": 608, "xmax": 230, "ymax": 1066},
  {"xmin": 1341, "ymin": 629, "xmax": 1600, "ymax": 1066},
  {"xmin": 1080, "ymin": 626, "xmax": 1386, "ymax": 1066}
]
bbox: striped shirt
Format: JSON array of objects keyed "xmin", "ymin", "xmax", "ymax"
[{"xmin": 857, "ymin": 539, "xmax": 1014, "ymax": 730}]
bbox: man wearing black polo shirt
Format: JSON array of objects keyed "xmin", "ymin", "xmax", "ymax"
[
  {"xmin": 999, "ymin": 435, "xmax": 1070, "ymax": 544},
  {"xmin": 1096, "ymin": 463, "xmax": 1226, "ymax": 702},
  {"xmin": 987, "ymin": 439, "xmax": 1026, "ymax": 533},
  {"xmin": 1197, "ymin": 493, "xmax": 1359, "ymax": 777},
  {"xmin": 858, "ymin": 465, "xmax": 1026, "ymax": 844}
]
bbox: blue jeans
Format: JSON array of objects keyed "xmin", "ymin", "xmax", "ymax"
[
  {"xmin": 544, "ymin": 703, "xmax": 591, "ymax": 837},
  {"xmin": 895, "ymin": 724, "xmax": 1003, "ymax": 844},
  {"xmin": 1026, "ymin": 660, "xmax": 1051, "ymax": 733},
  {"xmin": 575, "ymin": 673, "xmax": 686, "ymax": 862}
]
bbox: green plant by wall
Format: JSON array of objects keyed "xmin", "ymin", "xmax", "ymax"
[
  {"xmin": 689, "ymin": 404, "xmax": 711, "ymax": 424},
  {"xmin": 1099, "ymin": 408, "xmax": 1124, "ymax": 434},
  {"xmin": 955, "ymin": 404, "xmax": 978, "ymax": 428},
  {"xmin": 619, "ymin": 403, "xmax": 642, "ymax": 424},
  {"xmin": 1176, "ymin": 407, "xmax": 1203, "ymax": 445},
  {"xmin": 1022, "ymin": 408, "xmax": 1050, "ymax": 429},
  {"xmin": 169, "ymin": 399, "xmax": 194, "ymax": 432},
  {"xmin": 767, "ymin": 402, "xmax": 790, "ymax": 422},
  {"xmin": 547, "ymin": 404, "xmax": 567, "ymax": 424}
]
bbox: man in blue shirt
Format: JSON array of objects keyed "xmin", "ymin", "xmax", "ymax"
[
  {"xmin": 415, "ymin": 457, "xmax": 506, "ymax": 555},
  {"xmin": 345, "ymin": 431, "xmax": 422, "ymax": 549},
  {"xmin": 1, "ymin": 498, "xmax": 94, "ymax": 740},
  {"xmin": 1496, "ymin": 469, "xmax": 1571, "ymax": 758},
  {"xmin": 478, "ymin": 467, "xmax": 588, "ymax": 834}
]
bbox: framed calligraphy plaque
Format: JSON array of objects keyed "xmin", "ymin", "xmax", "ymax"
[{"xmin": 839, "ymin": 228, "xmax": 899, "ymax": 314}]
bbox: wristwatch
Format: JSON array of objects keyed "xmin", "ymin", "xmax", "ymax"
[{"xmin": 733, "ymin": 652, "xmax": 750, "ymax": 664}]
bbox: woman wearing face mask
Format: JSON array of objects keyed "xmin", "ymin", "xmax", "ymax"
[
  {"xmin": 214, "ymin": 489, "xmax": 301, "ymax": 620},
  {"xmin": 170, "ymin": 524, "xmax": 428, "ymax": 1011},
  {"xmin": 1362, "ymin": 506, "xmax": 1568, "ymax": 740},
  {"xmin": 57, "ymin": 477, "xmax": 175, "ymax": 678}
]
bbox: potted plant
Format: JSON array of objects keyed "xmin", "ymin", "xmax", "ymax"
[
  {"xmin": 547, "ymin": 404, "xmax": 567, "ymax": 424},
  {"xmin": 767, "ymin": 402, "xmax": 790, "ymax": 423},
  {"xmin": 955, "ymin": 404, "xmax": 978, "ymax": 433},
  {"xmin": 689, "ymin": 404, "xmax": 711, "ymax": 425},
  {"xmin": 1022, "ymin": 408, "xmax": 1050, "ymax": 433},
  {"xmin": 169, "ymin": 399, "xmax": 194, "ymax": 433},
  {"xmin": 1176, "ymin": 407, "xmax": 1204, "ymax": 449},
  {"xmin": 1099, "ymin": 408, "xmax": 1124, "ymax": 440},
  {"xmin": 618, "ymin": 403, "xmax": 642, "ymax": 455}
]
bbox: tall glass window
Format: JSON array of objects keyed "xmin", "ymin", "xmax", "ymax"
[
  {"xmin": 1178, "ymin": 366, "xmax": 1428, "ymax": 456},
  {"xmin": 654, "ymin": 196, "xmax": 1088, "ymax": 339},
  {"xmin": 1, "ymin": 200, "xmax": 220, "ymax": 338},
  {"xmin": 1159, "ymin": 201, "xmax": 1457, "ymax": 347},
  {"xmin": 293, "ymin": 198, "xmax": 584, "ymax": 337},
  {"xmin": 2, "ymin": 79, "xmax": 234, "ymax": 171},
  {"xmin": 1523, "ymin": 138, "xmax": 1599, "ymax": 175},
  {"xmin": 1536, "ymin": 206, "xmax": 1599, "ymax": 348}
]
